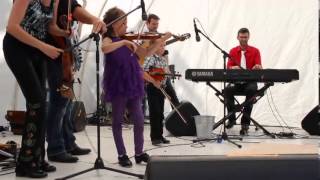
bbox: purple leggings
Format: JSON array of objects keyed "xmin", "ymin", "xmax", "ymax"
[{"xmin": 111, "ymin": 96, "xmax": 144, "ymax": 156}]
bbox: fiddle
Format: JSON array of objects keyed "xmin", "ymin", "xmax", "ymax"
[
  {"xmin": 138, "ymin": 32, "xmax": 190, "ymax": 66},
  {"xmin": 147, "ymin": 68, "xmax": 187, "ymax": 125},
  {"xmin": 121, "ymin": 33, "xmax": 161, "ymax": 41},
  {"xmin": 52, "ymin": 0, "xmax": 75, "ymax": 99},
  {"xmin": 148, "ymin": 68, "xmax": 181, "ymax": 82}
]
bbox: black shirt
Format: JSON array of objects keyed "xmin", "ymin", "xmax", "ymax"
[
  {"xmin": 57, "ymin": 0, "xmax": 81, "ymax": 28},
  {"xmin": 46, "ymin": 0, "xmax": 81, "ymax": 45}
]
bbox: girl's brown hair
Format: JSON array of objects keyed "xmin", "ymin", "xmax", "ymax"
[{"xmin": 102, "ymin": 7, "xmax": 125, "ymax": 39}]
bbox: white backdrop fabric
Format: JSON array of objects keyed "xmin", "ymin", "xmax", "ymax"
[{"xmin": 0, "ymin": 0, "xmax": 318, "ymax": 127}]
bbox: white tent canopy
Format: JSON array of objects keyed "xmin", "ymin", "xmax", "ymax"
[{"xmin": 0, "ymin": 0, "xmax": 318, "ymax": 128}]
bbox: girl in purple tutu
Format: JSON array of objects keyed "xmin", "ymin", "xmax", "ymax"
[{"xmin": 101, "ymin": 7, "xmax": 171, "ymax": 167}]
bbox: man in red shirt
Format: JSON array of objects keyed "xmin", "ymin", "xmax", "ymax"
[{"xmin": 225, "ymin": 28, "xmax": 262, "ymax": 135}]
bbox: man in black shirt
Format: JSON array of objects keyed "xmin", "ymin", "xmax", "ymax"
[{"xmin": 46, "ymin": 0, "xmax": 105, "ymax": 163}]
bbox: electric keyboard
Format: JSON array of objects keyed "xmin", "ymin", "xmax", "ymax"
[{"xmin": 185, "ymin": 69, "xmax": 299, "ymax": 83}]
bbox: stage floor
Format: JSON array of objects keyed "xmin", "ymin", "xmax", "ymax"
[{"xmin": 1, "ymin": 123, "xmax": 319, "ymax": 179}]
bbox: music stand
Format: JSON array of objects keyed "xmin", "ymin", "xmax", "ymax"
[
  {"xmin": 194, "ymin": 27, "xmax": 242, "ymax": 148},
  {"xmin": 56, "ymin": 6, "xmax": 144, "ymax": 180}
]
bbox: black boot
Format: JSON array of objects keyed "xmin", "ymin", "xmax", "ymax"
[
  {"xmin": 240, "ymin": 124, "xmax": 249, "ymax": 136},
  {"xmin": 118, "ymin": 155, "xmax": 132, "ymax": 167},
  {"xmin": 68, "ymin": 144, "xmax": 91, "ymax": 156},
  {"xmin": 15, "ymin": 163, "xmax": 47, "ymax": 178},
  {"xmin": 161, "ymin": 137, "xmax": 170, "ymax": 144},
  {"xmin": 135, "ymin": 153, "xmax": 149, "ymax": 164},
  {"xmin": 40, "ymin": 161, "xmax": 56, "ymax": 172},
  {"xmin": 48, "ymin": 153, "xmax": 79, "ymax": 163},
  {"xmin": 226, "ymin": 120, "xmax": 236, "ymax": 129}
]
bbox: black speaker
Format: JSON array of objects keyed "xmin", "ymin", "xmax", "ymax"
[
  {"xmin": 145, "ymin": 155, "xmax": 320, "ymax": 180},
  {"xmin": 165, "ymin": 101, "xmax": 199, "ymax": 136},
  {"xmin": 301, "ymin": 105, "xmax": 320, "ymax": 135},
  {"xmin": 71, "ymin": 101, "xmax": 87, "ymax": 132}
]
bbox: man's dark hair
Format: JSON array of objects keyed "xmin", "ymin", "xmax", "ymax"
[
  {"xmin": 147, "ymin": 14, "xmax": 160, "ymax": 23},
  {"xmin": 238, "ymin": 28, "xmax": 250, "ymax": 35}
]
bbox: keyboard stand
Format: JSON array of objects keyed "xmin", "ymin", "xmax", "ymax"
[{"xmin": 207, "ymin": 82, "xmax": 276, "ymax": 139}]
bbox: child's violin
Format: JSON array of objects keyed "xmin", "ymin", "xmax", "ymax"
[{"xmin": 121, "ymin": 33, "xmax": 161, "ymax": 41}]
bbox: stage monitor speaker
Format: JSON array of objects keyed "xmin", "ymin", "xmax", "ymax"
[
  {"xmin": 145, "ymin": 155, "xmax": 319, "ymax": 180},
  {"xmin": 165, "ymin": 101, "xmax": 199, "ymax": 136},
  {"xmin": 301, "ymin": 105, "xmax": 320, "ymax": 135},
  {"xmin": 71, "ymin": 101, "xmax": 87, "ymax": 132}
]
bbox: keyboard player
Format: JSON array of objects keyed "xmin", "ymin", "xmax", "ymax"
[{"xmin": 225, "ymin": 28, "xmax": 263, "ymax": 135}]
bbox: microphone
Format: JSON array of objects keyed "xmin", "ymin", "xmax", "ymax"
[
  {"xmin": 141, "ymin": 0, "xmax": 147, "ymax": 21},
  {"xmin": 193, "ymin": 18, "xmax": 200, "ymax": 42}
]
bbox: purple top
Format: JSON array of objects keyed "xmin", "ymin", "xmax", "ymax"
[{"xmin": 103, "ymin": 37, "xmax": 144, "ymax": 101}]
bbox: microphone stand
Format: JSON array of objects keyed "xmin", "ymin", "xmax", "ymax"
[
  {"xmin": 195, "ymin": 28, "xmax": 242, "ymax": 148},
  {"xmin": 56, "ymin": 6, "xmax": 144, "ymax": 180}
]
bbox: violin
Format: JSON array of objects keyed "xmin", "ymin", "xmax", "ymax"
[
  {"xmin": 148, "ymin": 68, "xmax": 181, "ymax": 82},
  {"xmin": 148, "ymin": 68, "xmax": 187, "ymax": 125},
  {"xmin": 121, "ymin": 33, "xmax": 161, "ymax": 41},
  {"xmin": 138, "ymin": 32, "xmax": 191, "ymax": 66},
  {"xmin": 53, "ymin": 0, "xmax": 75, "ymax": 99}
]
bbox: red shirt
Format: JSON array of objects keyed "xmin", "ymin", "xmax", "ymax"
[{"xmin": 227, "ymin": 45, "xmax": 261, "ymax": 70}]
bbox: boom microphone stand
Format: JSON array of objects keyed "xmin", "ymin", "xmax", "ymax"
[
  {"xmin": 194, "ymin": 21, "xmax": 242, "ymax": 148},
  {"xmin": 57, "ymin": 6, "xmax": 145, "ymax": 180}
]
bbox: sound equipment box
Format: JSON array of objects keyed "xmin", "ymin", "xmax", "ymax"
[
  {"xmin": 70, "ymin": 101, "xmax": 87, "ymax": 132},
  {"xmin": 5, "ymin": 110, "xmax": 26, "ymax": 135},
  {"xmin": 165, "ymin": 101, "xmax": 199, "ymax": 136},
  {"xmin": 5, "ymin": 101, "xmax": 87, "ymax": 134},
  {"xmin": 145, "ymin": 155, "xmax": 320, "ymax": 180},
  {"xmin": 301, "ymin": 105, "xmax": 320, "ymax": 135}
]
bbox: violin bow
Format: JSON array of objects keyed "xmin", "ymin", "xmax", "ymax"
[{"xmin": 159, "ymin": 87, "xmax": 188, "ymax": 124}]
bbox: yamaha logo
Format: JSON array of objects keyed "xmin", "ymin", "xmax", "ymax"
[{"xmin": 194, "ymin": 71, "xmax": 213, "ymax": 77}]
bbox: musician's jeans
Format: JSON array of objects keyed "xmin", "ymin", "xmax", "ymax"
[
  {"xmin": 46, "ymin": 59, "xmax": 77, "ymax": 157},
  {"xmin": 111, "ymin": 96, "xmax": 144, "ymax": 156},
  {"xmin": 224, "ymin": 82, "xmax": 258, "ymax": 125}
]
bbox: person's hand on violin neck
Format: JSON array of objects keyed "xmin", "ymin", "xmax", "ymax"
[
  {"xmin": 141, "ymin": 32, "xmax": 172, "ymax": 57},
  {"xmin": 160, "ymin": 32, "xmax": 172, "ymax": 41}
]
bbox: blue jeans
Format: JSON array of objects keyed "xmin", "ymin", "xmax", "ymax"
[{"xmin": 46, "ymin": 59, "xmax": 77, "ymax": 157}]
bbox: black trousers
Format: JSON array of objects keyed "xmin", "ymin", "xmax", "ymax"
[
  {"xmin": 3, "ymin": 34, "xmax": 47, "ymax": 166},
  {"xmin": 142, "ymin": 79, "xmax": 179, "ymax": 117},
  {"xmin": 146, "ymin": 79, "xmax": 179, "ymax": 140},
  {"xmin": 147, "ymin": 84, "xmax": 165, "ymax": 140},
  {"xmin": 224, "ymin": 82, "xmax": 257, "ymax": 125}
]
